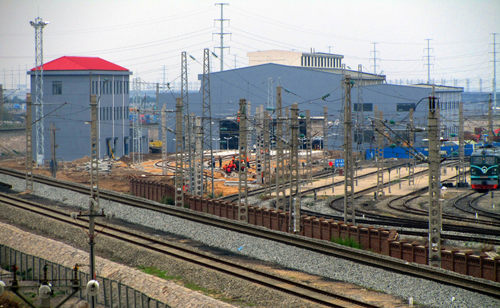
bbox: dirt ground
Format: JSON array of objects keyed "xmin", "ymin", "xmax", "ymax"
[{"xmin": 0, "ymin": 150, "xmax": 329, "ymax": 197}]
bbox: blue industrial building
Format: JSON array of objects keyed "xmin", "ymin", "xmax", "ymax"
[{"xmin": 29, "ymin": 56, "xmax": 139, "ymax": 163}]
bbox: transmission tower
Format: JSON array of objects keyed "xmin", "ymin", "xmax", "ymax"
[
  {"xmin": 275, "ymin": 86, "xmax": 286, "ymax": 210},
  {"xmin": 305, "ymin": 110, "xmax": 312, "ymax": 184},
  {"xmin": 132, "ymin": 78, "xmax": 142, "ymax": 166},
  {"xmin": 344, "ymin": 76, "xmax": 355, "ymax": 223},
  {"xmin": 25, "ymin": 94, "xmax": 33, "ymax": 193},
  {"xmin": 263, "ymin": 109, "xmax": 271, "ymax": 197},
  {"xmin": 30, "ymin": 17, "xmax": 49, "ymax": 166},
  {"xmin": 175, "ymin": 98, "xmax": 184, "ymax": 207},
  {"xmin": 238, "ymin": 99, "xmax": 248, "ymax": 223},
  {"xmin": 408, "ymin": 109, "xmax": 415, "ymax": 186},
  {"xmin": 289, "ymin": 103, "xmax": 300, "ymax": 232},
  {"xmin": 491, "ymin": 33, "xmax": 498, "ymax": 111},
  {"xmin": 428, "ymin": 89, "xmax": 442, "ymax": 267},
  {"xmin": 214, "ymin": 3, "xmax": 230, "ymax": 71},
  {"xmin": 181, "ymin": 52, "xmax": 194, "ymax": 194},
  {"xmin": 423, "ymin": 39, "xmax": 434, "ymax": 84},
  {"xmin": 457, "ymin": 102, "xmax": 467, "ymax": 187},
  {"xmin": 370, "ymin": 43, "xmax": 380, "ymax": 75}
]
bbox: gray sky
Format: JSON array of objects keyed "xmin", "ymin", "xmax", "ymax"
[{"xmin": 1, "ymin": 0, "xmax": 499, "ymax": 91}]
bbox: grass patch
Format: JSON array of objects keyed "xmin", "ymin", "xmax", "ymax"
[
  {"xmin": 331, "ymin": 236, "xmax": 363, "ymax": 249},
  {"xmin": 160, "ymin": 195, "xmax": 174, "ymax": 205},
  {"xmin": 137, "ymin": 266, "xmax": 181, "ymax": 280}
]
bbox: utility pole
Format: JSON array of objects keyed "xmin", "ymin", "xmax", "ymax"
[
  {"xmin": 428, "ymin": 87, "xmax": 442, "ymax": 268},
  {"xmin": 0, "ymin": 84, "xmax": 3, "ymax": 126},
  {"xmin": 175, "ymin": 98, "xmax": 184, "ymax": 207},
  {"xmin": 30, "ymin": 17, "xmax": 48, "ymax": 166},
  {"xmin": 238, "ymin": 98, "xmax": 248, "ymax": 223},
  {"xmin": 290, "ymin": 103, "xmax": 300, "ymax": 232},
  {"xmin": 457, "ymin": 102, "xmax": 467, "ymax": 187},
  {"xmin": 202, "ymin": 48, "xmax": 214, "ymax": 198},
  {"xmin": 88, "ymin": 94, "xmax": 103, "ymax": 308},
  {"xmin": 370, "ymin": 43, "xmax": 379, "ymax": 75},
  {"xmin": 491, "ymin": 33, "xmax": 498, "ymax": 112},
  {"xmin": 48, "ymin": 122, "xmax": 59, "ymax": 178},
  {"xmin": 267, "ymin": 77, "xmax": 274, "ymax": 111},
  {"xmin": 263, "ymin": 109, "xmax": 271, "ymax": 197},
  {"xmin": 323, "ymin": 106, "xmax": 328, "ymax": 168},
  {"xmin": 194, "ymin": 117, "xmax": 203, "ymax": 196},
  {"xmin": 214, "ymin": 3, "xmax": 230, "ymax": 72},
  {"xmin": 25, "ymin": 94, "xmax": 33, "ymax": 193},
  {"xmin": 275, "ymin": 86, "xmax": 286, "ymax": 210},
  {"xmin": 256, "ymin": 105, "xmax": 263, "ymax": 184},
  {"xmin": 181, "ymin": 52, "xmax": 194, "ymax": 194},
  {"xmin": 344, "ymin": 76, "xmax": 355, "ymax": 223},
  {"xmin": 356, "ymin": 64, "xmax": 364, "ymax": 152},
  {"xmin": 488, "ymin": 94, "xmax": 493, "ymax": 141},
  {"xmin": 374, "ymin": 105, "xmax": 384, "ymax": 198},
  {"xmin": 305, "ymin": 110, "xmax": 312, "ymax": 184},
  {"xmin": 424, "ymin": 39, "xmax": 434, "ymax": 84},
  {"xmin": 162, "ymin": 104, "xmax": 167, "ymax": 176},
  {"xmin": 132, "ymin": 78, "xmax": 142, "ymax": 167},
  {"xmin": 408, "ymin": 109, "xmax": 415, "ymax": 186}
]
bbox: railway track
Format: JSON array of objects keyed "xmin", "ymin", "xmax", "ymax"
[
  {"xmin": 0, "ymin": 192, "xmax": 379, "ymax": 308},
  {"xmin": 0, "ymin": 166, "xmax": 499, "ymax": 298},
  {"xmin": 453, "ymin": 192, "xmax": 500, "ymax": 221}
]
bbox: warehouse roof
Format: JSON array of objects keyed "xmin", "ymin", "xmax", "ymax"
[{"xmin": 31, "ymin": 56, "xmax": 129, "ymax": 71}]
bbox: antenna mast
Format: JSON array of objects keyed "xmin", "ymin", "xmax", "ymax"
[{"xmin": 30, "ymin": 17, "xmax": 48, "ymax": 166}]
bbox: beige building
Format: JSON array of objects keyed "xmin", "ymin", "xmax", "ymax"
[{"xmin": 247, "ymin": 50, "xmax": 385, "ymax": 85}]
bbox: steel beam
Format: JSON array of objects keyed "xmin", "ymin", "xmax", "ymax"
[
  {"xmin": 275, "ymin": 87, "xmax": 286, "ymax": 210},
  {"xmin": 25, "ymin": 94, "xmax": 33, "ymax": 192},
  {"xmin": 289, "ymin": 103, "xmax": 300, "ymax": 232},
  {"xmin": 343, "ymin": 76, "xmax": 355, "ymax": 223}
]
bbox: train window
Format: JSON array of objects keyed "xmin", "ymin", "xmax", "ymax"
[
  {"xmin": 471, "ymin": 157, "xmax": 483, "ymax": 164},
  {"xmin": 485, "ymin": 157, "xmax": 496, "ymax": 164}
]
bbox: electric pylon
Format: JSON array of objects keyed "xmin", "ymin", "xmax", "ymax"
[
  {"xmin": 343, "ymin": 76, "xmax": 355, "ymax": 223},
  {"xmin": 428, "ymin": 90, "xmax": 442, "ymax": 268},
  {"xmin": 488, "ymin": 94, "xmax": 493, "ymax": 141},
  {"xmin": 289, "ymin": 103, "xmax": 301, "ymax": 232},
  {"xmin": 181, "ymin": 52, "xmax": 194, "ymax": 194},
  {"xmin": 238, "ymin": 98, "xmax": 248, "ymax": 223},
  {"xmin": 25, "ymin": 94, "xmax": 33, "ymax": 193},
  {"xmin": 30, "ymin": 17, "xmax": 48, "ymax": 166},
  {"xmin": 275, "ymin": 87, "xmax": 286, "ymax": 210},
  {"xmin": 202, "ymin": 48, "xmax": 214, "ymax": 197},
  {"xmin": 175, "ymin": 98, "xmax": 184, "ymax": 207}
]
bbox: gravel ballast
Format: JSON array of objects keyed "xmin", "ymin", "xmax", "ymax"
[{"xmin": 1, "ymin": 172, "xmax": 499, "ymax": 308}]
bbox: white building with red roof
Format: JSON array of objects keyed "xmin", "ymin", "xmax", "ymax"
[{"xmin": 29, "ymin": 56, "xmax": 141, "ymax": 162}]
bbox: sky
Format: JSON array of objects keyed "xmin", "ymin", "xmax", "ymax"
[{"xmin": 0, "ymin": 0, "xmax": 499, "ymax": 92}]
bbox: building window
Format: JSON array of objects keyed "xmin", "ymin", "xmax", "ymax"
[
  {"xmin": 52, "ymin": 81, "xmax": 62, "ymax": 95},
  {"xmin": 396, "ymin": 103, "xmax": 416, "ymax": 112},
  {"xmin": 353, "ymin": 103, "xmax": 373, "ymax": 112}
]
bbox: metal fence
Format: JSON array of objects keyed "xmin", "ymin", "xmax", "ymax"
[{"xmin": 0, "ymin": 245, "xmax": 171, "ymax": 308}]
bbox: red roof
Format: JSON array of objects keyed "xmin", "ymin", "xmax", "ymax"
[{"xmin": 31, "ymin": 56, "xmax": 129, "ymax": 71}]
